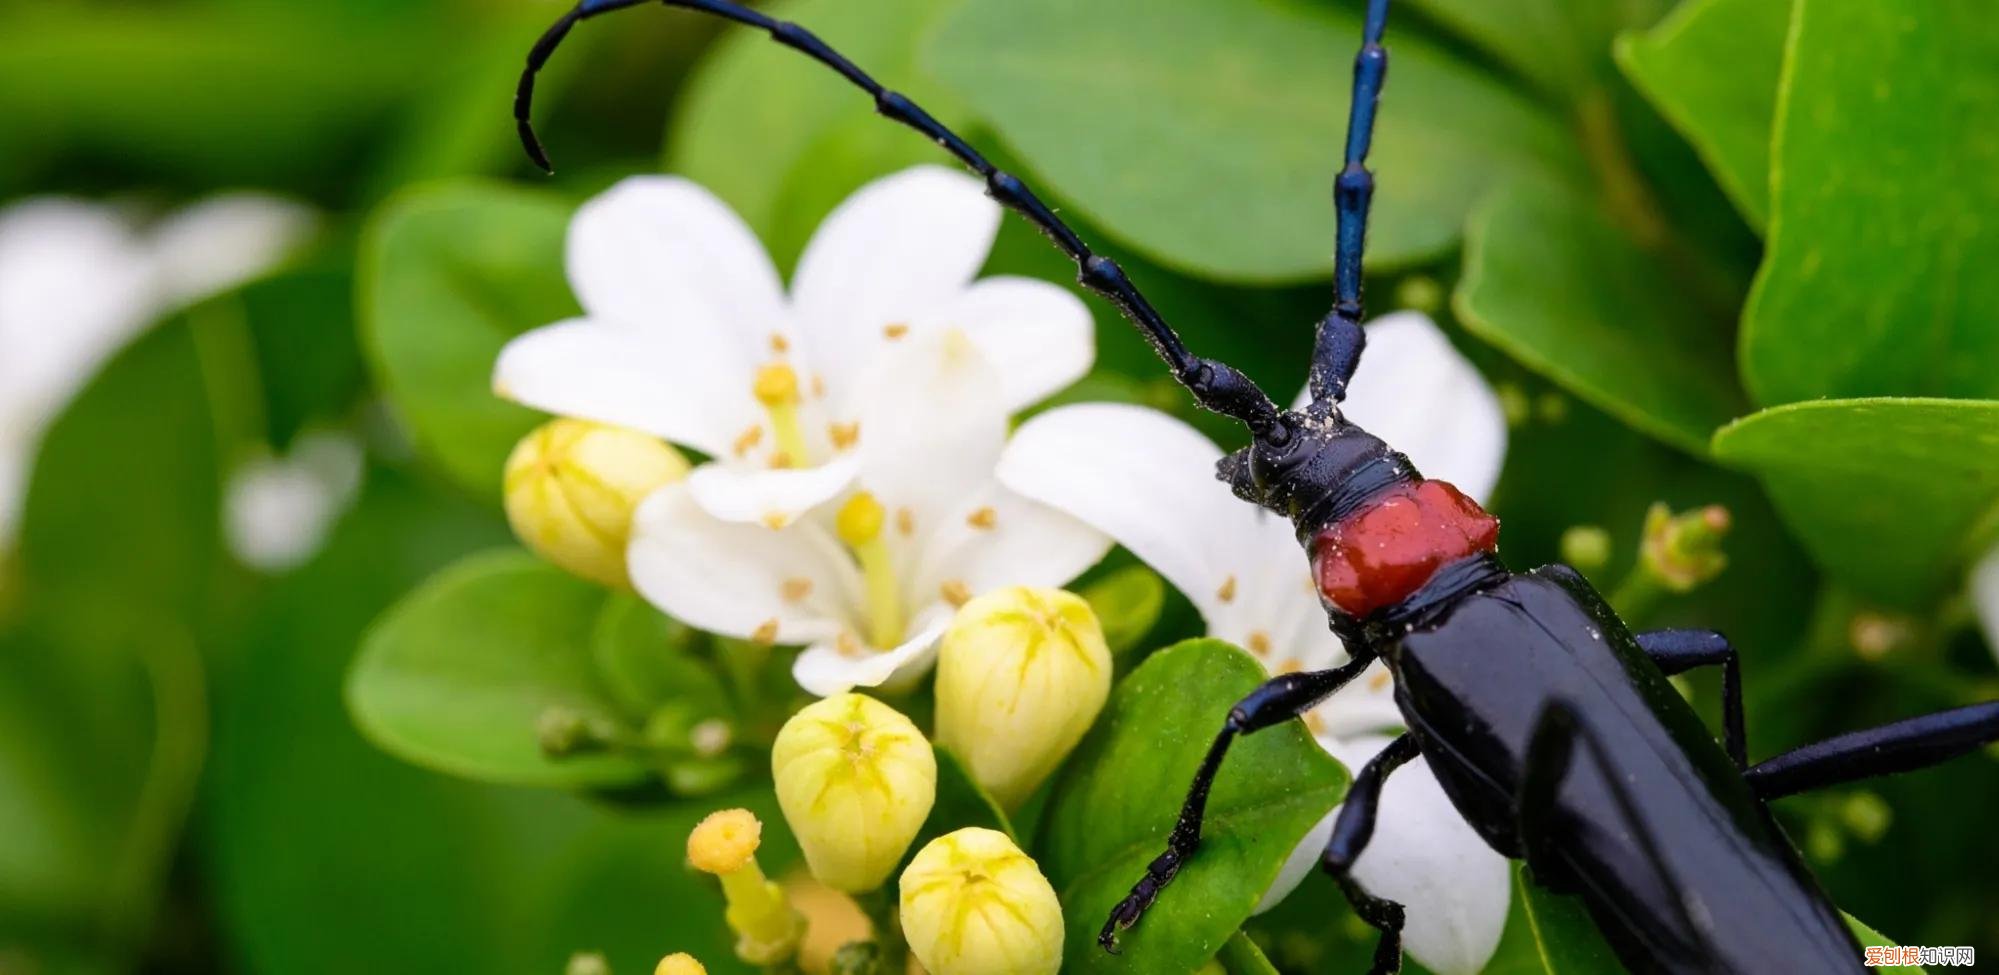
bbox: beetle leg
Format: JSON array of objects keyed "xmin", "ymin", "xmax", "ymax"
[
  {"xmin": 1636, "ymin": 628, "xmax": 1747, "ymax": 768},
  {"xmin": 1097, "ymin": 652, "xmax": 1377, "ymax": 952},
  {"xmin": 1746, "ymin": 700, "xmax": 1999, "ymax": 800},
  {"xmin": 1319, "ymin": 733, "xmax": 1420, "ymax": 975}
]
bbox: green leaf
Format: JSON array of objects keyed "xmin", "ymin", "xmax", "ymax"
[
  {"xmin": 1079, "ymin": 565, "xmax": 1167, "ymax": 657},
  {"xmin": 1711, "ymin": 398, "xmax": 1999, "ymax": 607},
  {"xmin": 347, "ymin": 549, "xmax": 650, "ymax": 789},
  {"xmin": 1845, "ymin": 914, "xmax": 1928, "ymax": 974},
  {"xmin": 360, "ymin": 182, "xmax": 575, "ymax": 501},
  {"xmin": 207, "ymin": 470, "xmax": 769, "ymax": 975},
  {"xmin": 1457, "ymin": 181, "xmax": 1749, "ymax": 455},
  {"xmin": 1215, "ymin": 931, "xmax": 1280, "ymax": 975},
  {"xmin": 668, "ymin": 0, "xmax": 967, "ymax": 270},
  {"xmin": 1615, "ymin": 0, "xmax": 1791, "ymax": 230},
  {"xmin": 1038, "ymin": 639, "xmax": 1346, "ymax": 974},
  {"xmin": 1408, "ymin": 0, "xmax": 1669, "ymax": 98},
  {"xmin": 1516, "ymin": 866, "xmax": 1622, "ymax": 973},
  {"xmin": 1741, "ymin": 0, "xmax": 1999, "ymax": 406},
  {"xmin": 588, "ymin": 592, "xmax": 710, "ymax": 719},
  {"xmin": 928, "ymin": 0, "xmax": 1580, "ymax": 282}
]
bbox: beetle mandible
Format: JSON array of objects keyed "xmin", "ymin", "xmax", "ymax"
[{"xmin": 515, "ymin": 2, "xmax": 1999, "ymax": 971}]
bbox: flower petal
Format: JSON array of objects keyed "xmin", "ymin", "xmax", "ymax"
[
  {"xmin": 628, "ymin": 484, "xmax": 862, "ymax": 645},
  {"xmin": 149, "ymin": 192, "xmax": 315, "ymax": 304},
  {"xmin": 684, "ymin": 456, "xmax": 859, "ymax": 528},
  {"xmin": 1330, "ymin": 737, "xmax": 1511, "ymax": 975},
  {"xmin": 1974, "ymin": 543, "xmax": 1999, "ymax": 667},
  {"xmin": 790, "ymin": 166, "xmax": 1001, "ymax": 398},
  {"xmin": 566, "ymin": 176, "xmax": 788, "ymax": 345},
  {"xmin": 910, "ymin": 484, "xmax": 1111, "ymax": 610},
  {"xmin": 1297, "ymin": 311, "xmax": 1508, "ymax": 504},
  {"xmin": 998, "ymin": 403, "xmax": 1246, "ymax": 626},
  {"xmin": 927, "ymin": 276, "xmax": 1092, "ymax": 412},
  {"xmin": 1309, "ymin": 660, "xmax": 1407, "ymax": 740},
  {"xmin": 493, "ymin": 317, "xmax": 756, "ymax": 457},
  {"xmin": 792, "ymin": 614, "xmax": 952, "ymax": 697},
  {"xmin": 853, "ymin": 328, "xmax": 1009, "ymax": 534}
]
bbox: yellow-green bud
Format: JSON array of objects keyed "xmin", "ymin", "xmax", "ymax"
[
  {"xmin": 654, "ymin": 953, "xmax": 705, "ymax": 975},
  {"xmin": 899, "ymin": 828, "xmax": 1062, "ymax": 975},
  {"xmin": 566, "ymin": 953, "xmax": 611, "ymax": 975},
  {"xmin": 772, "ymin": 694, "xmax": 936, "ymax": 893},
  {"xmin": 935, "ymin": 587, "xmax": 1111, "ymax": 808},
  {"xmin": 1639, "ymin": 502, "xmax": 1731, "ymax": 593},
  {"xmin": 504, "ymin": 418, "xmax": 688, "ymax": 588}
]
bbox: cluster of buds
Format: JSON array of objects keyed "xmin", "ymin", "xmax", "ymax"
[
  {"xmin": 935, "ymin": 586, "xmax": 1111, "ymax": 808},
  {"xmin": 503, "ymin": 417, "xmax": 688, "ymax": 588},
  {"xmin": 1639, "ymin": 502, "xmax": 1732, "ymax": 593}
]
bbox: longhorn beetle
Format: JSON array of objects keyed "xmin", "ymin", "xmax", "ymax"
[{"xmin": 516, "ymin": 2, "xmax": 1999, "ymax": 971}]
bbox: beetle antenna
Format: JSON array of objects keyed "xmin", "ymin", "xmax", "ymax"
[
  {"xmin": 513, "ymin": 0, "xmax": 1282, "ymax": 436},
  {"xmin": 1306, "ymin": 0, "xmax": 1393, "ymax": 407}
]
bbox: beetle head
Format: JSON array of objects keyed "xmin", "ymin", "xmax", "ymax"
[{"xmin": 1217, "ymin": 407, "xmax": 1417, "ymax": 536}]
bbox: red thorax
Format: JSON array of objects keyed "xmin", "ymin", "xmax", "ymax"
[{"xmin": 1311, "ymin": 479, "xmax": 1499, "ymax": 618}]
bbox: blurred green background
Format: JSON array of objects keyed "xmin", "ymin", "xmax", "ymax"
[{"xmin": 1, "ymin": 0, "xmax": 1995, "ymax": 972}]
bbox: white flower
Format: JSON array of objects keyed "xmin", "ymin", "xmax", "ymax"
[
  {"xmin": 1973, "ymin": 545, "xmax": 1999, "ymax": 667},
  {"xmin": 0, "ymin": 194, "xmax": 315, "ymax": 548},
  {"xmin": 496, "ymin": 167, "xmax": 1106, "ymax": 695},
  {"xmin": 996, "ymin": 312, "xmax": 1511, "ymax": 975},
  {"xmin": 224, "ymin": 429, "xmax": 365, "ymax": 572},
  {"xmin": 493, "ymin": 165, "xmax": 1094, "ymax": 532}
]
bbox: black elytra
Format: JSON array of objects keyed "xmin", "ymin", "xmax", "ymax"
[{"xmin": 515, "ymin": 3, "xmax": 1999, "ymax": 972}]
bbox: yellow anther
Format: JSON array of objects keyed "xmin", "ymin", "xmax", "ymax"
[
  {"xmin": 836, "ymin": 492, "xmax": 886, "ymax": 547},
  {"xmin": 752, "ymin": 619, "xmax": 780, "ymax": 645},
  {"xmin": 781, "ymin": 578, "xmax": 813, "ymax": 603},
  {"xmin": 895, "ymin": 507, "xmax": 916, "ymax": 536},
  {"xmin": 883, "ymin": 322, "xmax": 910, "ymax": 340},
  {"xmin": 769, "ymin": 332, "xmax": 790, "ymax": 354},
  {"xmin": 1247, "ymin": 630, "xmax": 1272, "ymax": 655},
  {"xmin": 940, "ymin": 579, "xmax": 971, "ymax": 607},
  {"xmin": 828, "ymin": 421, "xmax": 860, "ymax": 451},
  {"xmin": 966, "ymin": 506, "xmax": 998, "ymax": 530},
  {"xmin": 753, "ymin": 363, "xmax": 801, "ymax": 406},
  {"xmin": 836, "ymin": 492, "xmax": 904, "ymax": 648},
  {"xmin": 689, "ymin": 808, "xmax": 762, "ymax": 875},
  {"xmin": 1217, "ymin": 574, "xmax": 1238, "ymax": 604},
  {"xmin": 655, "ymin": 954, "xmax": 706, "ymax": 975}
]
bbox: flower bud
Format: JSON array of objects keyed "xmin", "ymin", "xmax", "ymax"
[
  {"xmin": 899, "ymin": 828, "xmax": 1062, "ymax": 975},
  {"xmin": 935, "ymin": 587, "xmax": 1110, "ymax": 808},
  {"xmin": 504, "ymin": 418, "xmax": 688, "ymax": 588},
  {"xmin": 687, "ymin": 809, "xmax": 803, "ymax": 965},
  {"xmin": 773, "ymin": 694, "xmax": 936, "ymax": 893},
  {"xmin": 654, "ymin": 953, "xmax": 705, "ymax": 975},
  {"xmin": 1639, "ymin": 502, "xmax": 1731, "ymax": 592}
]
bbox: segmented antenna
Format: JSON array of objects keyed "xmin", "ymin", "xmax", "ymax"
[{"xmin": 513, "ymin": 0, "xmax": 1284, "ymax": 435}]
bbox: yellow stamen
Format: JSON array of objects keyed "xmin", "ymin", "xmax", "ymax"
[
  {"xmin": 752, "ymin": 619, "xmax": 780, "ymax": 645},
  {"xmin": 966, "ymin": 506, "xmax": 998, "ymax": 530},
  {"xmin": 1217, "ymin": 575, "xmax": 1238, "ymax": 604},
  {"xmin": 752, "ymin": 363, "xmax": 809, "ymax": 467},
  {"xmin": 828, "ymin": 421, "xmax": 860, "ymax": 451},
  {"xmin": 836, "ymin": 492, "xmax": 904, "ymax": 649}
]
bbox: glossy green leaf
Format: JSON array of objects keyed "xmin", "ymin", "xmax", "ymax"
[
  {"xmin": 1516, "ymin": 867, "xmax": 1622, "ymax": 973},
  {"xmin": 589, "ymin": 593, "xmax": 713, "ymax": 721},
  {"xmin": 668, "ymin": 0, "xmax": 966, "ymax": 270},
  {"xmin": 1457, "ymin": 181, "xmax": 1749, "ymax": 455},
  {"xmin": 1215, "ymin": 931, "xmax": 1281, "ymax": 975},
  {"xmin": 360, "ymin": 182, "xmax": 575, "ymax": 501},
  {"xmin": 207, "ymin": 470, "xmax": 767, "ymax": 975},
  {"xmin": 1615, "ymin": 0, "xmax": 1791, "ymax": 230},
  {"xmin": 1038, "ymin": 639, "xmax": 1346, "ymax": 974},
  {"xmin": 929, "ymin": 0, "xmax": 1580, "ymax": 282},
  {"xmin": 1079, "ymin": 565, "xmax": 1167, "ymax": 658},
  {"xmin": 1408, "ymin": 0, "xmax": 1669, "ymax": 98},
  {"xmin": 1845, "ymin": 914, "xmax": 1928, "ymax": 974},
  {"xmin": 1711, "ymin": 398, "xmax": 1999, "ymax": 607},
  {"xmin": 347, "ymin": 549, "xmax": 650, "ymax": 789},
  {"xmin": 1742, "ymin": 0, "xmax": 1999, "ymax": 406}
]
